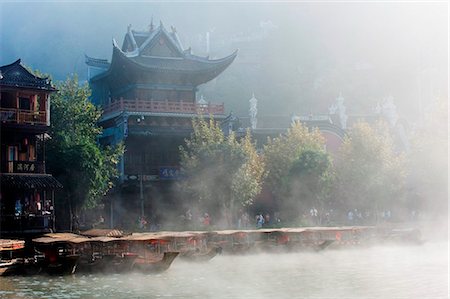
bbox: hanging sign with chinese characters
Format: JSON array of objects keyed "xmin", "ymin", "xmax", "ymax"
[
  {"xmin": 159, "ymin": 167, "xmax": 181, "ymax": 180},
  {"xmin": 13, "ymin": 161, "xmax": 41, "ymax": 173}
]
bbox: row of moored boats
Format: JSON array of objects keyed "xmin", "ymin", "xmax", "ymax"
[{"xmin": 0, "ymin": 226, "xmax": 422, "ymax": 276}]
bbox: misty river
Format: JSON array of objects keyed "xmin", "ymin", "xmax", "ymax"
[{"xmin": 0, "ymin": 241, "xmax": 447, "ymax": 299}]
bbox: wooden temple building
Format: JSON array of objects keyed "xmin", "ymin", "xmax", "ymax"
[
  {"xmin": 85, "ymin": 23, "xmax": 237, "ymax": 227},
  {"xmin": 0, "ymin": 59, "xmax": 62, "ymax": 237}
]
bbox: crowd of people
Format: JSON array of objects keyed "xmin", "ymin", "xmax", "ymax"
[
  {"xmin": 14, "ymin": 192, "xmax": 53, "ymax": 217},
  {"xmin": 83, "ymin": 205, "xmax": 419, "ymax": 232}
]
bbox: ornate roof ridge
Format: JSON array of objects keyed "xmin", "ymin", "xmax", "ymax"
[
  {"xmin": 0, "ymin": 59, "xmax": 55, "ymax": 91},
  {"xmin": 131, "ymin": 30, "xmax": 152, "ymax": 36},
  {"xmin": 0, "ymin": 58, "xmax": 22, "ymax": 72},
  {"xmin": 136, "ymin": 28, "xmax": 160, "ymax": 53},
  {"xmin": 89, "ymin": 25, "xmax": 237, "ymax": 84},
  {"xmin": 127, "ymin": 24, "xmax": 138, "ymax": 51},
  {"xmin": 113, "ymin": 44, "xmax": 237, "ymax": 72},
  {"xmin": 137, "ymin": 23, "xmax": 184, "ymax": 57}
]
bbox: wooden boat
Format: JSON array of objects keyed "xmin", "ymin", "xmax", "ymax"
[
  {"xmin": 314, "ymin": 239, "xmax": 334, "ymax": 251},
  {"xmin": 73, "ymin": 235, "xmax": 135, "ymax": 274},
  {"xmin": 211, "ymin": 230, "xmax": 254, "ymax": 254},
  {"xmin": 33, "ymin": 235, "xmax": 87, "ymax": 275},
  {"xmin": 44, "ymin": 254, "xmax": 80, "ymax": 275},
  {"xmin": 0, "ymin": 259, "xmax": 22, "ymax": 276},
  {"xmin": 19, "ymin": 257, "xmax": 43, "ymax": 276},
  {"xmin": 179, "ymin": 245, "xmax": 222, "ymax": 262},
  {"xmin": 75, "ymin": 254, "xmax": 105, "ymax": 274},
  {"xmin": 75, "ymin": 253, "xmax": 138, "ymax": 274},
  {"xmin": 0, "ymin": 239, "xmax": 25, "ymax": 276},
  {"xmin": 132, "ymin": 251, "xmax": 179, "ymax": 273}
]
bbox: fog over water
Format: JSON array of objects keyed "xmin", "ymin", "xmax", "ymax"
[
  {"xmin": 0, "ymin": 2, "xmax": 447, "ymax": 298},
  {"xmin": 0, "ymin": 242, "xmax": 448, "ymax": 299}
]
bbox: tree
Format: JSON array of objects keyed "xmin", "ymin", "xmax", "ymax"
[
  {"xmin": 407, "ymin": 96, "xmax": 448, "ymax": 219},
  {"xmin": 179, "ymin": 117, "xmax": 265, "ymax": 227},
  {"xmin": 263, "ymin": 122, "xmax": 329, "ymax": 221},
  {"xmin": 231, "ymin": 132, "xmax": 266, "ymax": 208},
  {"xmin": 333, "ymin": 121, "xmax": 406, "ymax": 221},
  {"xmin": 287, "ymin": 149, "xmax": 334, "ymax": 222},
  {"xmin": 46, "ymin": 76, "xmax": 124, "ymax": 231}
]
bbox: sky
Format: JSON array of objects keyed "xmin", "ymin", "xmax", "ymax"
[{"xmin": 1, "ymin": 1, "xmax": 448, "ymax": 119}]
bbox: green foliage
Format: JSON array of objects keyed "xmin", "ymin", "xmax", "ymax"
[
  {"xmin": 283, "ymin": 150, "xmax": 334, "ymax": 222},
  {"xmin": 263, "ymin": 122, "xmax": 326, "ymax": 197},
  {"xmin": 232, "ymin": 132, "xmax": 267, "ymax": 207},
  {"xmin": 334, "ymin": 121, "xmax": 406, "ymax": 214},
  {"xmin": 262, "ymin": 122, "xmax": 332, "ymax": 221},
  {"xmin": 46, "ymin": 76, "xmax": 124, "ymax": 222},
  {"xmin": 179, "ymin": 117, "xmax": 265, "ymax": 225}
]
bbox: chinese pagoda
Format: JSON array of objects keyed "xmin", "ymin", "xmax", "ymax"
[
  {"xmin": 86, "ymin": 22, "xmax": 237, "ymax": 227},
  {"xmin": 0, "ymin": 59, "xmax": 62, "ymax": 237}
]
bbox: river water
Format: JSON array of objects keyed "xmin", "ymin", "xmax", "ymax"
[{"xmin": 0, "ymin": 241, "xmax": 447, "ymax": 299}]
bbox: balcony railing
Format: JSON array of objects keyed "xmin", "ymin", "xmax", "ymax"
[
  {"xmin": 6, "ymin": 160, "xmax": 45, "ymax": 174},
  {"xmin": 0, "ymin": 108, "xmax": 47, "ymax": 125},
  {"xmin": 103, "ymin": 98, "xmax": 225, "ymax": 116},
  {"xmin": 0, "ymin": 214, "xmax": 54, "ymax": 233}
]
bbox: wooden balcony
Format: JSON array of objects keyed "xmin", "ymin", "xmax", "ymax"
[
  {"xmin": 0, "ymin": 214, "xmax": 54, "ymax": 234},
  {"xmin": 103, "ymin": 98, "xmax": 225, "ymax": 116},
  {"xmin": 5, "ymin": 160, "xmax": 45, "ymax": 174},
  {"xmin": 0, "ymin": 108, "xmax": 47, "ymax": 125}
]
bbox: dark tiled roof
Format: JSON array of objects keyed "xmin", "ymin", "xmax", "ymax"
[
  {"xmin": 85, "ymin": 55, "xmax": 110, "ymax": 69},
  {"xmin": 0, "ymin": 59, "xmax": 55, "ymax": 91},
  {"xmin": 89, "ymin": 23, "xmax": 237, "ymax": 84},
  {"xmin": 133, "ymin": 35, "xmax": 148, "ymax": 48},
  {"xmin": 1, "ymin": 173, "xmax": 62, "ymax": 190},
  {"xmin": 90, "ymin": 45, "xmax": 237, "ymax": 86},
  {"xmin": 129, "ymin": 50, "xmax": 238, "ymax": 73}
]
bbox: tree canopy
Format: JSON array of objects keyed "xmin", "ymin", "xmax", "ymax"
[
  {"xmin": 262, "ymin": 122, "xmax": 332, "ymax": 222},
  {"xmin": 46, "ymin": 76, "xmax": 123, "ymax": 230},
  {"xmin": 407, "ymin": 97, "xmax": 448, "ymax": 218},
  {"xmin": 333, "ymin": 121, "xmax": 406, "ymax": 218},
  {"xmin": 179, "ymin": 117, "xmax": 265, "ymax": 227}
]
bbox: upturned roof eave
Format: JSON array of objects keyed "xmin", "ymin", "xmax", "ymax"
[
  {"xmin": 90, "ymin": 45, "xmax": 237, "ymax": 83},
  {"xmin": 0, "ymin": 82, "xmax": 57, "ymax": 92}
]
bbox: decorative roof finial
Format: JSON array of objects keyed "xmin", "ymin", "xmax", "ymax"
[
  {"xmin": 171, "ymin": 25, "xmax": 177, "ymax": 33},
  {"xmin": 160, "ymin": 20, "xmax": 164, "ymax": 28},
  {"xmin": 127, "ymin": 24, "xmax": 132, "ymax": 32},
  {"xmin": 149, "ymin": 17, "xmax": 154, "ymax": 31}
]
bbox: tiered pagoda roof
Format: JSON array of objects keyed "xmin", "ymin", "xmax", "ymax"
[
  {"xmin": 86, "ymin": 22, "xmax": 237, "ymax": 86},
  {"xmin": 0, "ymin": 59, "xmax": 55, "ymax": 91}
]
